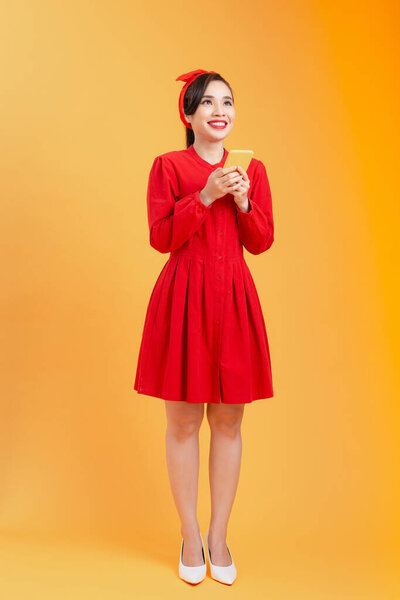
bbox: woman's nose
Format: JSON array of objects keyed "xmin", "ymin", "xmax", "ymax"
[{"xmin": 213, "ymin": 103, "xmax": 226, "ymax": 116}]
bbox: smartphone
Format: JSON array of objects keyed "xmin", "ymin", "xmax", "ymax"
[{"xmin": 224, "ymin": 149, "xmax": 254, "ymax": 172}]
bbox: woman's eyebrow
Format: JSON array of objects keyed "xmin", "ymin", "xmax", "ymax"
[{"xmin": 201, "ymin": 94, "xmax": 233, "ymax": 100}]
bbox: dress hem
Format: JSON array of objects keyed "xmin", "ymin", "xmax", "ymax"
[{"xmin": 133, "ymin": 385, "xmax": 274, "ymax": 404}]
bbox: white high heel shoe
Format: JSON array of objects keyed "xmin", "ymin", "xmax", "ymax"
[
  {"xmin": 178, "ymin": 533, "xmax": 207, "ymax": 584},
  {"xmin": 206, "ymin": 529, "xmax": 237, "ymax": 585}
]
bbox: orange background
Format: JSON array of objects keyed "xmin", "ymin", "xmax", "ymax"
[{"xmin": 1, "ymin": 1, "xmax": 399, "ymax": 597}]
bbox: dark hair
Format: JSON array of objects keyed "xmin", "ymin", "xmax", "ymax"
[{"xmin": 182, "ymin": 72, "xmax": 234, "ymax": 148}]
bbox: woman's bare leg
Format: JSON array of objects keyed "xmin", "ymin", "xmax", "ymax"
[
  {"xmin": 206, "ymin": 403, "xmax": 245, "ymax": 566},
  {"xmin": 164, "ymin": 400, "xmax": 205, "ymax": 566}
]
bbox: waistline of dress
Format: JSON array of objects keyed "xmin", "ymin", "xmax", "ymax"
[{"xmin": 169, "ymin": 250, "xmax": 245, "ymax": 263}]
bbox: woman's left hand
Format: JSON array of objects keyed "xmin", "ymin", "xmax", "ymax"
[{"xmin": 229, "ymin": 166, "xmax": 251, "ymax": 209}]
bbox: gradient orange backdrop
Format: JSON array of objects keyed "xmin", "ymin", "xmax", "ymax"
[{"xmin": 1, "ymin": 1, "xmax": 399, "ymax": 597}]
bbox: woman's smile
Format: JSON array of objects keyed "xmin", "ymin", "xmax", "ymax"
[{"xmin": 208, "ymin": 120, "xmax": 228, "ymax": 129}]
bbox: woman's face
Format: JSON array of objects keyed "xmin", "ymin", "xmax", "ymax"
[{"xmin": 185, "ymin": 80, "xmax": 235, "ymax": 142}]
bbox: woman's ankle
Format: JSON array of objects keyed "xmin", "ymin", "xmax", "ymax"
[
  {"xmin": 180, "ymin": 522, "xmax": 201, "ymax": 540},
  {"xmin": 208, "ymin": 524, "xmax": 228, "ymax": 541}
]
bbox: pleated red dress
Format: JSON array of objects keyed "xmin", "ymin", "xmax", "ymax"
[{"xmin": 134, "ymin": 143, "xmax": 274, "ymax": 404}]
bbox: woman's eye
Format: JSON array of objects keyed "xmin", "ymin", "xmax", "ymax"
[{"xmin": 202, "ymin": 100, "xmax": 232, "ymax": 105}]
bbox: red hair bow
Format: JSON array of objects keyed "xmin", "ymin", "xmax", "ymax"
[{"xmin": 176, "ymin": 69, "xmax": 216, "ymax": 129}]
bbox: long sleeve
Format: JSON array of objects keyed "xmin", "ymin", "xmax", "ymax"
[
  {"xmin": 147, "ymin": 155, "xmax": 210, "ymax": 253},
  {"xmin": 235, "ymin": 159, "xmax": 274, "ymax": 255}
]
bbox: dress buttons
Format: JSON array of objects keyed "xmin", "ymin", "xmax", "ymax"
[
  {"xmin": 218, "ymin": 255, "xmax": 222, "ymax": 260},
  {"xmin": 216, "ymin": 320, "xmax": 220, "ymax": 325},
  {"xmin": 217, "ymin": 275, "xmax": 221, "ymax": 280},
  {"xmin": 219, "ymin": 231, "xmax": 223, "ymax": 236}
]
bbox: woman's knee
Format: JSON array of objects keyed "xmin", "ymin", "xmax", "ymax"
[
  {"xmin": 165, "ymin": 401, "xmax": 204, "ymax": 441},
  {"xmin": 206, "ymin": 405, "xmax": 244, "ymax": 438}
]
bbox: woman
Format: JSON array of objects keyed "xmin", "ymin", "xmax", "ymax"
[{"xmin": 134, "ymin": 69, "xmax": 275, "ymax": 584}]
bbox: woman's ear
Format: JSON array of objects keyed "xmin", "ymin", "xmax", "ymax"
[{"xmin": 184, "ymin": 114, "xmax": 191, "ymax": 125}]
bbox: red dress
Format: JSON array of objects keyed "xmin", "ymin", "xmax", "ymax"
[{"xmin": 134, "ymin": 144, "xmax": 274, "ymax": 404}]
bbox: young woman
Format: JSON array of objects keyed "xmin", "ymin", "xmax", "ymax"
[{"xmin": 134, "ymin": 69, "xmax": 274, "ymax": 585}]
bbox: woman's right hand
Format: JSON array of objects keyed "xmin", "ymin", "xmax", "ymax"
[{"xmin": 199, "ymin": 166, "xmax": 244, "ymax": 206}]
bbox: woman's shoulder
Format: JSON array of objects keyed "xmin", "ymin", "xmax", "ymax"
[
  {"xmin": 148, "ymin": 149, "xmax": 192, "ymax": 182},
  {"xmin": 249, "ymin": 155, "xmax": 267, "ymax": 169},
  {"xmin": 148, "ymin": 150, "xmax": 188, "ymax": 175},
  {"xmin": 247, "ymin": 156, "xmax": 268, "ymax": 177},
  {"xmin": 151, "ymin": 148, "xmax": 188, "ymax": 166}
]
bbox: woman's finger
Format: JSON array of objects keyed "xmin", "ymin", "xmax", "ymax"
[
  {"xmin": 222, "ymin": 171, "xmax": 241, "ymax": 183},
  {"xmin": 236, "ymin": 166, "xmax": 250, "ymax": 182},
  {"xmin": 219, "ymin": 166, "xmax": 239, "ymax": 177},
  {"xmin": 225, "ymin": 175, "xmax": 243, "ymax": 187}
]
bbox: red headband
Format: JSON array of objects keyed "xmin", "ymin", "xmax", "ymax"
[{"xmin": 176, "ymin": 69, "xmax": 216, "ymax": 128}]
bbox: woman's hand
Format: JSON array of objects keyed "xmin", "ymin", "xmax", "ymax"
[
  {"xmin": 199, "ymin": 166, "xmax": 244, "ymax": 206},
  {"xmin": 229, "ymin": 166, "xmax": 251, "ymax": 211}
]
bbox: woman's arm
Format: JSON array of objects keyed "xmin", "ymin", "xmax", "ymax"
[
  {"xmin": 235, "ymin": 159, "xmax": 274, "ymax": 255},
  {"xmin": 147, "ymin": 155, "xmax": 210, "ymax": 253}
]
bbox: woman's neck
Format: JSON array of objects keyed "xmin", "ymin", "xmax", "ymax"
[{"xmin": 192, "ymin": 140, "xmax": 225, "ymax": 164}]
